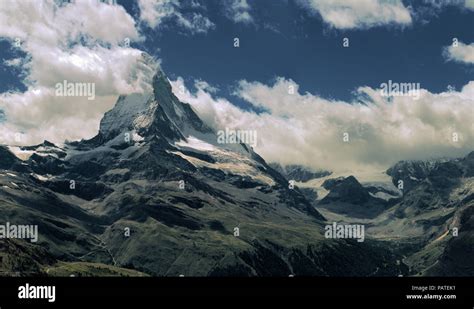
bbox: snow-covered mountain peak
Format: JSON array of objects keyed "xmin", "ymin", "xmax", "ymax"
[{"xmin": 96, "ymin": 68, "xmax": 215, "ymax": 147}]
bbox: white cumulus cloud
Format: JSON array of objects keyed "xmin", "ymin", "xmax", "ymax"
[
  {"xmin": 298, "ymin": 0, "xmax": 412, "ymax": 29},
  {"xmin": 171, "ymin": 77, "xmax": 474, "ymax": 173},
  {"xmin": 224, "ymin": 0, "xmax": 254, "ymax": 25},
  {"xmin": 0, "ymin": 0, "xmax": 157, "ymax": 145},
  {"xmin": 444, "ymin": 41, "xmax": 474, "ymax": 64}
]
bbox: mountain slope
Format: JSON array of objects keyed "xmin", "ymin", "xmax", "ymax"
[{"xmin": 0, "ymin": 67, "xmax": 439, "ymax": 277}]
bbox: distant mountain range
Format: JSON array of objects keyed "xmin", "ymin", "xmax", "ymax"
[{"xmin": 0, "ymin": 68, "xmax": 472, "ymax": 276}]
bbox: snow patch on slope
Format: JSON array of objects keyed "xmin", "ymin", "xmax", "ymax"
[
  {"xmin": 175, "ymin": 136, "xmax": 216, "ymax": 152},
  {"xmin": 172, "ymin": 136, "xmax": 275, "ymax": 186},
  {"xmin": 100, "ymin": 93, "xmax": 153, "ymax": 136},
  {"xmin": 8, "ymin": 146, "xmax": 34, "ymax": 160}
]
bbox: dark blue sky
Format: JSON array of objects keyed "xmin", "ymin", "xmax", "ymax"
[
  {"xmin": 0, "ymin": 40, "xmax": 27, "ymax": 94},
  {"xmin": 1, "ymin": 0, "xmax": 473, "ymax": 106},
  {"xmin": 137, "ymin": 0, "xmax": 474, "ymax": 106}
]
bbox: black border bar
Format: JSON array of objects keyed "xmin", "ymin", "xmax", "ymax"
[{"xmin": 0, "ymin": 277, "xmax": 472, "ymax": 308}]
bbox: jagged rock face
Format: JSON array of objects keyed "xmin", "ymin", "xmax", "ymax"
[
  {"xmin": 386, "ymin": 159, "xmax": 444, "ymax": 193},
  {"xmin": 386, "ymin": 152, "xmax": 474, "ymax": 194},
  {"xmin": 386, "ymin": 153, "xmax": 474, "ymax": 217},
  {"xmin": 152, "ymin": 71, "xmax": 213, "ymax": 135},
  {"xmin": 0, "ymin": 146, "xmax": 20, "ymax": 170},
  {"xmin": 463, "ymin": 152, "xmax": 474, "ymax": 176}
]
